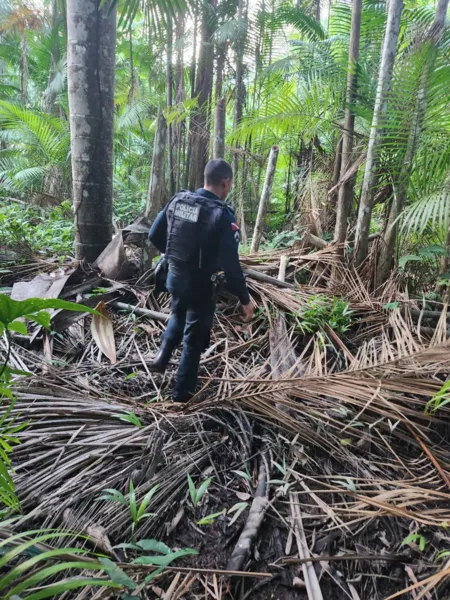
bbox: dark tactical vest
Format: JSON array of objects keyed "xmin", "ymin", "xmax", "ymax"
[{"xmin": 166, "ymin": 191, "xmax": 225, "ymax": 275}]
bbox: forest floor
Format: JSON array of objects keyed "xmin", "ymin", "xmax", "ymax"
[{"xmin": 2, "ymin": 237, "xmax": 450, "ymax": 599}]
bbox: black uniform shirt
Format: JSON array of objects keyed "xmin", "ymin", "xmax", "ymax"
[{"xmin": 148, "ymin": 188, "xmax": 250, "ymax": 306}]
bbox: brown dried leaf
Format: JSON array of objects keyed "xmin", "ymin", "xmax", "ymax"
[
  {"xmin": 91, "ymin": 301, "xmax": 116, "ymax": 364},
  {"xmin": 236, "ymin": 491, "xmax": 251, "ymax": 501}
]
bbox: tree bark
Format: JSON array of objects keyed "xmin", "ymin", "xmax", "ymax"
[
  {"xmin": 43, "ymin": 0, "xmax": 61, "ymax": 113},
  {"xmin": 238, "ymin": 152, "xmax": 248, "ymax": 244},
  {"xmin": 334, "ymin": 0, "xmax": 362, "ymax": 248},
  {"xmin": 376, "ymin": 0, "xmax": 449, "ymax": 287},
  {"xmin": 175, "ymin": 16, "xmax": 185, "ymax": 190},
  {"xmin": 166, "ymin": 17, "xmax": 175, "ymax": 197},
  {"xmin": 251, "ymin": 145, "xmax": 279, "ymax": 253},
  {"xmin": 67, "ymin": 0, "xmax": 117, "ymax": 263},
  {"xmin": 213, "ymin": 42, "xmax": 226, "ymax": 159},
  {"xmin": 145, "ymin": 106, "xmax": 167, "ymax": 221},
  {"xmin": 213, "ymin": 99, "xmax": 226, "ymax": 159},
  {"xmin": 353, "ymin": 0, "xmax": 404, "ymax": 268},
  {"xmin": 188, "ymin": 0, "xmax": 216, "ymax": 191},
  {"xmin": 232, "ymin": 0, "xmax": 247, "ymax": 237},
  {"xmin": 20, "ymin": 32, "xmax": 28, "ymax": 104}
]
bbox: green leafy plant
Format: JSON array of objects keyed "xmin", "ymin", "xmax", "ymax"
[
  {"xmin": 187, "ymin": 474, "xmax": 213, "ymax": 507},
  {"xmin": 425, "ymin": 380, "xmax": 450, "ymax": 414},
  {"xmin": 114, "ymin": 537, "xmax": 198, "ymax": 583},
  {"xmin": 97, "ymin": 480, "xmax": 158, "ymax": 535},
  {"xmin": 196, "ymin": 510, "xmax": 225, "ymax": 526},
  {"xmin": 112, "ymin": 411, "xmax": 142, "ymax": 428},
  {"xmin": 295, "ymin": 295, "xmax": 354, "ymax": 335},
  {"xmin": 402, "ymin": 532, "xmax": 427, "ymax": 552},
  {"xmin": 0, "ymin": 295, "xmax": 99, "ymax": 515},
  {"xmin": 0, "ymin": 522, "xmax": 121, "ymax": 598}
]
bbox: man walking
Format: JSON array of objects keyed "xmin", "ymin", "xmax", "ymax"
[{"xmin": 148, "ymin": 159, "xmax": 254, "ymax": 402}]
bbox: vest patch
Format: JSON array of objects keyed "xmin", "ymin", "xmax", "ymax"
[{"xmin": 174, "ymin": 202, "xmax": 200, "ymax": 223}]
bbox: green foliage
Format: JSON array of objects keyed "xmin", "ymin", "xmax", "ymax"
[
  {"xmin": 426, "ymin": 380, "xmax": 450, "ymax": 414},
  {"xmin": 0, "ymin": 523, "xmax": 119, "ymax": 598},
  {"xmin": 270, "ymin": 229, "xmax": 302, "ymax": 249},
  {"xmin": 295, "ymin": 295, "xmax": 353, "ymax": 335},
  {"xmin": 0, "ymin": 202, "xmax": 73, "ymax": 259},
  {"xmin": 187, "ymin": 474, "xmax": 213, "ymax": 507},
  {"xmin": 112, "ymin": 411, "xmax": 143, "ymax": 428},
  {"xmin": 402, "ymin": 532, "xmax": 427, "ymax": 552},
  {"xmin": 97, "ymin": 480, "xmax": 159, "ymax": 535},
  {"xmin": 0, "ymin": 403, "xmax": 24, "ymax": 515},
  {"xmin": 0, "ymin": 295, "xmax": 99, "ymax": 515}
]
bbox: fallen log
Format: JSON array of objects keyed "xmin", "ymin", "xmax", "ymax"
[
  {"xmin": 226, "ymin": 459, "xmax": 269, "ymax": 572},
  {"xmin": 243, "ymin": 268, "xmax": 295, "ymax": 290},
  {"xmin": 111, "ymin": 301, "xmax": 169, "ymax": 323}
]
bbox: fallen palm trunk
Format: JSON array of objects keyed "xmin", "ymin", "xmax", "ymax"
[
  {"xmin": 243, "ymin": 268, "xmax": 295, "ymax": 290},
  {"xmin": 111, "ymin": 301, "xmax": 169, "ymax": 322},
  {"xmin": 226, "ymin": 459, "xmax": 269, "ymax": 572},
  {"xmin": 290, "ymin": 492, "xmax": 323, "ymax": 600}
]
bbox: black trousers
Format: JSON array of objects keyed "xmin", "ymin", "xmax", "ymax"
[{"xmin": 162, "ymin": 271, "xmax": 215, "ymax": 399}]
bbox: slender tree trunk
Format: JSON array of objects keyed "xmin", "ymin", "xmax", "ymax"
[
  {"xmin": 213, "ymin": 43, "xmax": 226, "ymax": 159},
  {"xmin": 334, "ymin": 0, "xmax": 362, "ymax": 248},
  {"xmin": 213, "ymin": 99, "xmax": 226, "ymax": 159},
  {"xmin": 188, "ymin": 0, "xmax": 217, "ymax": 191},
  {"xmin": 239, "ymin": 152, "xmax": 248, "ymax": 244},
  {"xmin": 315, "ymin": 0, "xmax": 321, "ymax": 23},
  {"xmin": 20, "ymin": 32, "xmax": 28, "ymax": 104},
  {"xmin": 376, "ymin": 0, "xmax": 449, "ymax": 287},
  {"xmin": 251, "ymin": 145, "xmax": 279, "ymax": 253},
  {"xmin": 233, "ymin": 0, "xmax": 247, "ymax": 239},
  {"xmin": 175, "ymin": 17, "xmax": 185, "ymax": 189},
  {"xmin": 67, "ymin": 0, "xmax": 117, "ymax": 262},
  {"xmin": 353, "ymin": 0, "xmax": 404, "ymax": 268},
  {"xmin": 166, "ymin": 18, "xmax": 175, "ymax": 197},
  {"xmin": 44, "ymin": 0, "xmax": 61, "ymax": 113},
  {"xmin": 145, "ymin": 106, "xmax": 167, "ymax": 220}
]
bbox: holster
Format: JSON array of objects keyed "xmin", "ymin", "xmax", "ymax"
[{"xmin": 154, "ymin": 255, "xmax": 168, "ymax": 294}]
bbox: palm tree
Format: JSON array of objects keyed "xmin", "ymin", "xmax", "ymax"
[
  {"xmin": 376, "ymin": 0, "xmax": 450, "ymax": 286},
  {"xmin": 67, "ymin": 0, "xmax": 117, "ymax": 262},
  {"xmin": 353, "ymin": 0, "xmax": 404, "ymax": 269},
  {"xmin": 333, "ymin": 0, "xmax": 362, "ymax": 250}
]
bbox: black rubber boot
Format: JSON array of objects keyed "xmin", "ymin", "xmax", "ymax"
[
  {"xmin": 148, "ymin": 341, "xmax": 174, "ymax": 374},
  {"xmin": 171, "ymin": 391, "xmax": 192, "ymax": 403}
]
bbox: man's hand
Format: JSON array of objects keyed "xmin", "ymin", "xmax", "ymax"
[{"xmin": 241, "ymin": 302, "xmax": 255, "ymax": 322}]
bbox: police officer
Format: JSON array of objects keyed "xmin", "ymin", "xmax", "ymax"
[{"xmin": 147, "ymin": 159, "xmax": 254, "ymax": 402}]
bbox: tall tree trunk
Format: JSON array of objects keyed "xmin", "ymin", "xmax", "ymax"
[
  {"xmin": 353, "ymin": 0, "xmax": 404, "ymax": 269},
  {"xmin": 233, "ymin": 0, "xmax": 247, "ymax": 240},
  {"xmin": 213, "ymin": 43, "xmax": 226, "ymax": 159},
  {"xmin": 20, "ymin": 32, "xmax": 28, "ymax": 104},
  {"xmin": 376, "ymin": 0, "xmax": 449, "ymax": 287},
  {"xmin": 213, "ymin": 99, "xmax": 226, "ymax": 159},
  {"xmin": 145, "ymin": 106, "xmax": 167, "ymax": 221},
  {"xmin": 67, "ymin": 0, "xmax": 117, "ymax": 262},
  {"xmin": 251, "ymin": 145, "xmax": 279, "ymax": 253},
  {"xmin": 44, "ymin": 0, "xmax": 61, "ymax": 113},
  {"xmin": 174, "ymin": 17, "xmax": 185, "ymax": 189},
  {"xmin": 166, "ymin": 18, "xmax": 175, "ymax": 197},
  {"xmin": 188, "ymin": 0, "xmax": 216, "ymax": 191},
  {"xmin": 315, "ymin": 0, "xmax": 321, "ymax": 23},
  {"xmin": 239, "ymin": 152, "xmax": 248, "ymax": 244},
  {"xmin": 334, "ymin": 0, "xmax": 362, "ymax": 249}
]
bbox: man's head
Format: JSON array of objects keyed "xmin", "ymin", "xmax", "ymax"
[{"xmin": 203, "ymin": 159, "xmax": 233, "ymax": 200}]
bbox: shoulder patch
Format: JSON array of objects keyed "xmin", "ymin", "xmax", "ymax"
[{"xmin": 231, "ymin": 222, "xmax": 240, "ymax": 231}]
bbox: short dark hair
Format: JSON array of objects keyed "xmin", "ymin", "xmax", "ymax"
[{"xmin": 204, "ymin": 159, "xmax": 233, "ymax": 185}]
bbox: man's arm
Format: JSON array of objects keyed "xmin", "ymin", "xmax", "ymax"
[
  {"xmin": 218, "ymin": 209, "xmax": 251, "ymax": 309},
  {"xmin": 148, "ymin": 208, "xmax": 168, "ymax": 253}
]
